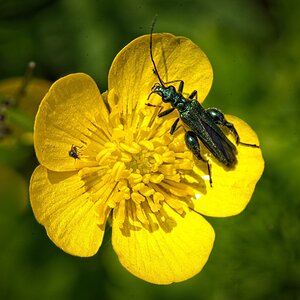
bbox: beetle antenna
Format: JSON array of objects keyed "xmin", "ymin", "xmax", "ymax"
[{"xmin": 150, "ymin": 15, "xmax": 165, "ymax": 87}]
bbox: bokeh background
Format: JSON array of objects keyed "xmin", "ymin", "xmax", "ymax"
[{"xmin": 0, "ymin": 0, "xmax": 299, "ymax": 299}]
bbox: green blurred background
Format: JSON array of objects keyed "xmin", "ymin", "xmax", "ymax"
[{"xmin": 0, "ymin": 0, "xmax": 299, "ymax": 299}]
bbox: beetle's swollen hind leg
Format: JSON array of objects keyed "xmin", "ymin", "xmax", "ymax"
[
  {"xmin": 207, "ymin": 107, "xmax": 240, "ymax": 143},
  {"xmin": 185, "ymin": 131, "xmax": 212, "ymax": 187},
  {"xmin": 185, "ymin": 131, "xmax": 205, "ymax": 161},
  {"xmin": 206, "ymin": 108, "xmax": 259, "ymax": 148}
]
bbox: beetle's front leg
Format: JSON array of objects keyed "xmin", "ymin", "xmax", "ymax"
[
  {"xmin": 158, "ymin": 107, "xmax": 175, "ymax": 117},
  {"xmin": 146, "ymin": 103, "xmax": 176, "ymax": 117}
]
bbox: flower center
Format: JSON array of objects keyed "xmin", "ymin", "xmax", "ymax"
[{"xmin": 77, "ymin": 100, "xmax": 207, "ymax": 230}]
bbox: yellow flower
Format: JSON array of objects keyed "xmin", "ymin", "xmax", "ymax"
[{"xmin": 30, "ymin": 33, "xmax": 264, "ymax": 284}]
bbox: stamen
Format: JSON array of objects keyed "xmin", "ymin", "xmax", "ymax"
[
  {"xmin": 131, "ymin": 192, "xmax": 145, "ymax": 204},
  {"xmin": 80, "ymin": 99, "xmax": 201, "ymax": 231}
]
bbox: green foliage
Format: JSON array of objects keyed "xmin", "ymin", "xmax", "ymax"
[{"xmin": 0, "ymin": 0, "xmax": 299, "ymax": 299}]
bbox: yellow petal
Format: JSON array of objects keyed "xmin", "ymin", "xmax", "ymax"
[
  {"xmin": 108, "ymin": 33, "xmax": 213, "ymax": 116},
  {"xmin": 193, "ymin": 115, "xmax": 264, "ymax": 217},
  {"xmin": 34, "ymin": 73, "xmax": 109, "ymax": 171},
  {"xmin": 30, "ymin": 165, "xmax": 105, "ymax": 256},
  {"xmin": 112, "ymin": 202, "xmax": 215, "ymax": 284}
]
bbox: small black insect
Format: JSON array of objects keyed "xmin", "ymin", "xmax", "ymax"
[
  {"xmin": 148, "ymin": 17, "xmax": 259, "ymax": 186},
  {"xmin": 68, "ymin": 144, "xmax": 80, "ymax": 159}
]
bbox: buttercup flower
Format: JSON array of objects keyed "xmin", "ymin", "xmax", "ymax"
[{"xmin": 30, "ymin": 33, "xmax": 264, "ymax": 284}]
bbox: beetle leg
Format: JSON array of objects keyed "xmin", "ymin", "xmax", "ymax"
[
  {"xmin": 170, "ymin": 118, "xmax": 180, "ymax": 135},
  {"xmin": 178, "ymin": 80, "xmax": 184, "ymax": 94},
  {"xmin": 206, "ymin": 108, "xmax": 240, "ymax": 143},
  {"xmin": 206, "ymin": 108, "xmax": 226, "ymax": 124},
  {"xmin": 158, "ymin": 107, "xmax": 175, "ymax": 117},
  {"xmin": 206, "ymin": 108, "xmax": 259, "ymax": 147},
  {"xmin": 188, "ymin": 90, "xmax": 197, "ymax": 99},
  {"xmin": 185, "ymin": 131, "xmax": 212, "ymax": 187},
  {"xmin": 224, "ymin": 121, "xmax": 259, "ymax": 147}
]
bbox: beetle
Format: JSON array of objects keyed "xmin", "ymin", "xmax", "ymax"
[
  {"xmin": 68, "ymin": 144, "xmax": 81, "ymax": 159},
  {"xmin": 147, "ymin": 17, "xmax": 259, "ymax": 186}
]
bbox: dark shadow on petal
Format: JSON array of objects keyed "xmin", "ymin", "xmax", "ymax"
[
  {"xmin": 155, "ymin": 207, "xmax": 177, "ymax": 233},
  {"xmin": 46, "ymin": 169, "xmax": 78, "ymax": 184}
]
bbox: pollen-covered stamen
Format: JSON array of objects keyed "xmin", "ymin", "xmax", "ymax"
[{"xmin": 77, "ymin": 106, "xmax": 207, "ymax": 230}]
